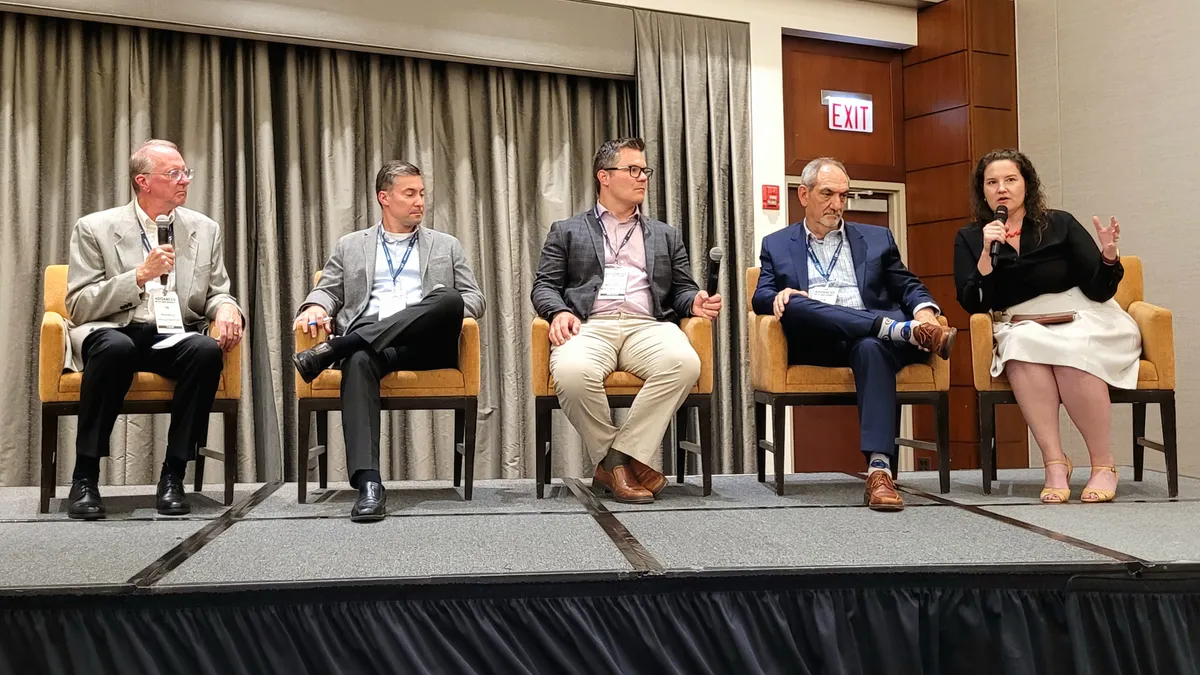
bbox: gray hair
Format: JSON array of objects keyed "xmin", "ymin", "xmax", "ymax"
[
  {"xmin": 129, "ymin": 139, "xmax": 180, "ymax": 192},
  {"xmin": 799, "ymin": 157, "xmax": 849, "ymax": 189},
  {"xmin": 375, "ymin": 160, "xmax": 422, "ymax": 202},
  {"xmin": 592, "ymin": 137, "xmax": 646, "ymax": 190}
]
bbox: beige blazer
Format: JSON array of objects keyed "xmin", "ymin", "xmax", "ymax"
[{"xmin": 64, "ymin": 200, "xmax": 243, "ymax": 370}]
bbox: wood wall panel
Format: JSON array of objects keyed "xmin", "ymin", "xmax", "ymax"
[
  {"xmin": 904, "ymin": 52, "xmax": 969, "ymax": 118},
  {"xmin": 905, "ymin": 107, "xmax": 970, "ymax": 171},
  {"xmin": 970, "ymin": 0, "xmax": 1016, "ymax": 56},
  {"xmin": 921, "ymin": 275, "xmax": 969, "ymax": 329},
  {"xmin": 905, "ymin": 0, "xmax": 966, "ymax": 66},
  {"xmin": 970, "ymin": 106, "xmax": 1019, "ymax": 157},
  {"xmin": 906, "ymin": 162, "xmax": 972, "ymax": 224},
  {"xmin": 970, "ymin": 52, "xmax": 1017, "ymax": 110},
  {"xmin": 949, "ymin": 328, "xmax": 973, "ymax": 386},
  {"xmin": 907, "ymin": 218, "xmax": 963, "ymax": 276}
]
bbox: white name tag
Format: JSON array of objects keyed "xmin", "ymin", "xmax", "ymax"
[
  {"xmin": 378, "ymin": 288, "xmax": 408, "ymax": 319},
  {"xmin": 598, "ymin": 267, "xmax": 630, "ymax": 300},
  {"xmin": 807, "ymin": 286, "xmax": 838, "ymax": 305},
  {"xmin": 152, "ymin": 290, "xmax": 185, "ymax": 334}
]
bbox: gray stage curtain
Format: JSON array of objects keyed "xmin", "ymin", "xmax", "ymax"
[
  {"xmin": 634, "ymin": 11, "xmax": 755, "ymax": 473},
  {"xmin": 0, "ymin": 11, "xmax": 632, "ymax": 487}
]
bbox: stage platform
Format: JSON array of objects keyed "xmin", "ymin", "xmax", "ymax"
[{"xmin": 2, "ymin": 467, "xmax": 1199, "ymax": 673}]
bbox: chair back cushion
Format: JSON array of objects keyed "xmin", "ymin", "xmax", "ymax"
[
  {"xmin": 45, "ymin": 265, "xmax": 69, "ymax": 318},
  {"xmin": 746, "ymin": 267, "xmax": 760, "ymax": 309},
  {"xmin": 1114, "ymin": 255, "xmax": 1142, "ymax": 311}
]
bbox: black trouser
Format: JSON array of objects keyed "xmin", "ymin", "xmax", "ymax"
[
  {"xmin": 77, "ymin": 323, "xmax": 224, "ymax": 462},
  {"xmin": 340, "ymin": 287, "xmax": 464, "ymax": 484}
]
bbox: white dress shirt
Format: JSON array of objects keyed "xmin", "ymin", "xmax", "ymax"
[
  {"xmin": 133, "ymin": 201, "xmax": 176, "ymax": 324},
  {"xmin": 366, "ymin": 224, "xmax": 423, "ymax": 317},
  {"xmin": 804, "ymin": 219, "xmax": 939, "ymax": 316}
]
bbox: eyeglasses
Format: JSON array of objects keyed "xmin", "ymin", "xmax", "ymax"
[
  {"xmin": 143, "ymin": 168, "xmax": 195, "ymax": 182},
  {"xmin": 603, "ymin": 165, "xmax": 654, "ymax": 179}
]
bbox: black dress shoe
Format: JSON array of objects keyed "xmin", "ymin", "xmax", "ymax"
[
  {"xmin": 350, "ymin": 481, "xmax": 387, "ymax": 522},
  {"xmin": 156, "ymin": 474, "xmax": 191, "ymax": 516},
  {"xmin": 67, "ymin": 479, "xmax": 106, "ymax": 520},
  {"xmin": 293, "ymin": 342, "xmax": 337, "ymax": 384}
]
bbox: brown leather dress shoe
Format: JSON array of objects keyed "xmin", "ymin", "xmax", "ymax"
[
  {"xmin": 594, "ymin": 464, "xmax": 654, "ymax": 504},
  {"xmin": 629, "ymin": 459, "xmax": 667, "ymax": 496},
  {"xmin": 864, "ymin": 471, "xmax": 905, "ymax": 511},
  {"xmin": 912, "ymin": 322, "xmax": 957, "ymax": 360}
]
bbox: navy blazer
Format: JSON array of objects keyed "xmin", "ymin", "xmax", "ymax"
[{"xmin": 752, "ymin": 221, "xmax": 935, "ymax": 319}]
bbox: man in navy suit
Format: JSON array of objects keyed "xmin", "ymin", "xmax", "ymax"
[{"xmin": 753, "ymin": 157, "xmax": 956, "ymax": 511}]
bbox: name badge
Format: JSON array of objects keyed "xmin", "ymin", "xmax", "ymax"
[
  {"xmin": 378, "ymin": 288, "xmax": 408, "ymax": 319},
  {"xmin": 598, "ymin": 267, "xmax": 630, "ymax": 300},
  {"xmin": 807, "ymin": 286, "xmax": 838, "ymax": 305},
  {"xmin": 152, "ymin": 290, "xmax": 185, "ymax": 334}
]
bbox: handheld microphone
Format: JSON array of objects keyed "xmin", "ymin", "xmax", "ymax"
[
  {"xmin": 988, "ymin": 204, "xmax": 1009, "ymax": 268},
  {"xmin": 156, "ymin": 215, "xmax": 171, "ymax": 286},
  {"xmin": 705, "ymin": 247, "xmax": 724, "ymax": 297}
]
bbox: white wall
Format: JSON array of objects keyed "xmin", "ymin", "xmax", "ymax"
[
  {"xmin": 1017, "ymin": 0, "xmax": 1199, "ymax": 476},
  {"xmin": 589, "ymin": 0, "xmax": 917, "ymax": 251}
]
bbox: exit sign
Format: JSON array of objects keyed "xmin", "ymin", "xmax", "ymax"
[{"xmin": 828, "ymin": 97, "xmax": 874, "ymax": 133}]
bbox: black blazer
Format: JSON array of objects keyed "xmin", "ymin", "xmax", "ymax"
[{"xmin": 531, "ymin": 208, "xmax": 700, "ymax": 322}]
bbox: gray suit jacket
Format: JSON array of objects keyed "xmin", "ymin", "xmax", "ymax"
[
  {"xmin": 300, "ymin": 224, "xmax": 485, "ymax": 334},
  {"xmin": 65, "ymin": 200, "xmax": 242, "ymax": 370},
  {"xmin": 531, "ymin": 208, "xmax": 700, "ymax": 322}
]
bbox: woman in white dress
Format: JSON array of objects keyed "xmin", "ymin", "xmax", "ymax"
[{"xmin": 953, "ymin": 149, "xmax": 1140, "ymax": 504}]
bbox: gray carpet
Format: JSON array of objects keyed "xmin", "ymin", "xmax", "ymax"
[
  {"xmin": 985, "ymin": 501, "xmax": 1200, "ymax": 563},
  {"xmin": 160, "ymin": 513, "xmax": 631, "ymax": 585},
  {"xmin": 249, "ymin": 480, "xmax": 585, "ymax": 519},
  {"xmin": 605, "ymin": 473, "xmax": 937, "ymax": 512},
  {"xmin": 619, "ymin": 507, "xmax": 1112, "ymax": 570},
  {"xmin": 0, "ymin": 520, "xmax": 206, "ymax": 587},
  {"xmin": 898, "ymin": 466, "xmax": 1197, "ymax": 506},
  {"xmin": 0, "ymin": 484, "xmax": 262, "ymax": 521}
]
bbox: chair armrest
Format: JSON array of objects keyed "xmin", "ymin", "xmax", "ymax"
[
  {"xmin": 680, "ymin": 317, "xmax": 713, "ymax": 394},
  {"xmin": 209, "ymin": 323, "xmax": 243, "ymax": 399},
  {"xmin": 1128, "ymin": 301, "xmax": 1175, "ymax": 390},
  {"xmin": 969, "ymin": 313, "xmax": 995, "ymax": 391},
  {"xmin": 39, "ymin": 312, "xmax": 66, "ymax": 402},
  {"xmin": 932, "ymin": 316, "xmax": 950, "ymax": 390},
  {"xmin": 531, "ymin": 318, "xmax": 551, "ymax": 396},
  {"xmin": 749, "ymin": 313, "xmax": 788, "ymax": 392},
  {"xmin": 294, "ymin": 324, "xmax": 331, "ymax": 398},
  {"xmin": 459, "ymin": 318, "xmax": 480, "ymax": 396}
]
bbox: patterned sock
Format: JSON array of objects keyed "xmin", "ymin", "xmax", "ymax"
[
  {"xmin": 867, "ymin": 453, "xmax": 891, "ymax": 476},
  {"xmin": 877, "ymin": 318, "xmax": 921, "ymax": 347}
]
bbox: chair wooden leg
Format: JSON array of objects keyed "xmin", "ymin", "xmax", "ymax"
[
  {"xmin": 1162, "ymin": 394, "xmax": 1178, "ymax": 498},
  {"xmin": 755, "ymin": 400, "xmax": 766, "ymax": 483},
  {"xmin": 698, "ymin": 399, "xmax": 713, "ymax": 497},
  {"xmin": 453, "ymin": 407, "xmax": 465, "ymax": 488},
  {"xmin": 773, "ymin": 402, "xmax": 787, "ymax": 496},
  {"xmin": 675, "ymin": 408, "xmax": 687, "ymax": 483},
  {"xmin": 316, "ymin": 409, "xmax": 328, "ymax": 490},
  {"xmin": 297, "ymin": 401, "xmax": 311, "ymax": 504},
  {"xmin": 979, "ymin": 394, "xmax": 996, "ymax": 495},
  {"xmin": 462, "ymin": 398, "xmax": 477, "ymax": 501},
  {"xmin": 1132, "ymin": 401, "xmax": 1146, "ymax": 482},
  {"xmin": 936, "ymin": 393, "xmax": 951, "ymax": 494},
  {"xmin": 535, "ymin": 402, "xmax": 550, "ymax": 499},
  {"xmin": 194, "ymin": 439, "xmax": 207, "ymax": 494},
  {"xmin": 40, "ymin": 410, "xmax": 58, "ymax": 514},
  {"xmin": 223, "ymin": 407, "xmax": 237, "ymax": 506}
]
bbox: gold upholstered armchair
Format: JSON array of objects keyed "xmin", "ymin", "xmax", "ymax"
[
  {"xmin": 294, "ymin": 271, "xmax": 481, "ymax": 503},
  {"xmin": 530, "ymin": 315, "xmax": 715, "ymax": 498},
  {"xmin": 746, "ymin": 267, "xmax": 952, "ymax": 495},
  {"xmin": 38, "ymin": 264, "xmax": 241, "ymax": 513},
  {"xmin": 970, "ymin": 256, "xmax": 1178, "ymax": 495}
]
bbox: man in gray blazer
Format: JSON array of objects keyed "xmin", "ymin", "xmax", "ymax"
[
  {"xmin": 64, "ymin": 139, "xmax": 244, "ymax": 519},
  {"xmin": 293, "ymin": 160, "xmax": 485, "ymax": 522},
  {"xmin": 531, "ymin": 137, "xmax": 722, "ymax": 504}
]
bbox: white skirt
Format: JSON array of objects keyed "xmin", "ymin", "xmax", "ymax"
[{"xmin": 991, "ymin": 288, "xmax": 1142, "ymax": 389}]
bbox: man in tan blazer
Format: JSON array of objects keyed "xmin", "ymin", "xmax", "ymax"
[{"xmin": 64, "ymin": 139, "xmax": 244, "ymax": 520}]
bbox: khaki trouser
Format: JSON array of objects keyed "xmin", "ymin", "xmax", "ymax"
[{"xmin": 549, "ymin": 314, "xmax": 701, "ymax": 465}]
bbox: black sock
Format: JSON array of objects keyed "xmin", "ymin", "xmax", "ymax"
[
  {"xmin": 352, "ymin": 469, "xmax": 382, "ymax": 488},
  {"xmin": 162, "ymin": 459, "xmax": 187, "ymax": 481},
  {"xmin": 72, "ymin": 456, "xmax": 100, "ymax": 481},
  {"xmin": 322, "ymin": 333, "xmax": 368, "ymax": 361},
  {"xmin": 601, "ymin": 449, "xmax": 630, "ymax": 472}
]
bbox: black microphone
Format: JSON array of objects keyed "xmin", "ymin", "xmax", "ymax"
[
  {"xmin": 705, "ymin": 247, "xmax": 724, "ymax": 297},
  {"xmin": 156, "ymin": 215, "xmax": 171, "ymax": 286},
  {"xmin": 988, "ymin": 205, "xmax": 1009, "ymax": 268}
]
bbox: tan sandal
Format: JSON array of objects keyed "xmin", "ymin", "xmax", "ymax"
[
  {"xmin": 1081, "ymin": 465, "xmax": 1118, "ymax": 503},
  {"xmin": 1040, "ymin": 457, "xmax": 1073, "ymax": 504}
]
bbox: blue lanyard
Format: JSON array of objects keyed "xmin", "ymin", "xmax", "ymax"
[
  {"xmin": 381, "ymin": 228, "xmax": 419, "ymax": 285},
  {"xmin": 808, "ymin": 236, "xmax": 843, "ymax": 281},
  {"xmin": 139, "ymin": 224, "xmax": 174, "ymax": 253}
]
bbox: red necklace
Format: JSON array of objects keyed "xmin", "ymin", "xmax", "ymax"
[{"xmin": 1006, "ymin": 229, "xmax": 1022, "ymax": 239}]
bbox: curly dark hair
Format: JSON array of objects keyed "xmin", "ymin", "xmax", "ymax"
[{"xmin": 970, "ymin": 149, "xmax": 1050, "ymax": 237}]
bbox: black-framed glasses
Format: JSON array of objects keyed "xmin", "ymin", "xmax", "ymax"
[
  {"xmin": 142, "ymin": 168, "xmax": 195, "ymax": 182},
  {"xmin": 603, "ymin": 165, "xmax": 654, "ymax": 179}
]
